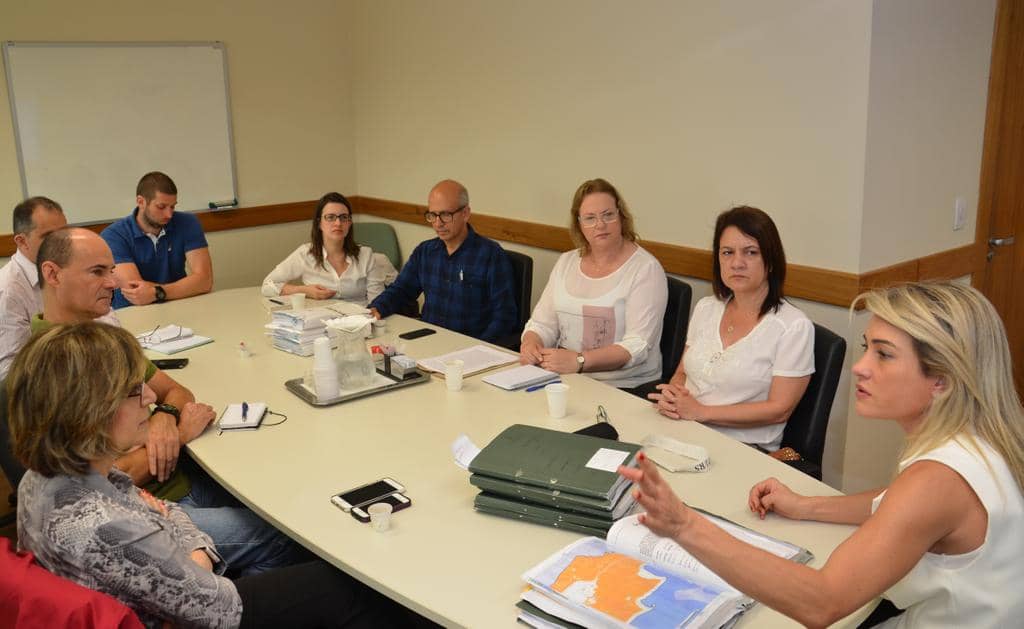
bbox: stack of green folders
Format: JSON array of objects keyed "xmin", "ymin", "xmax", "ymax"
[{"xmin": 469, "ymin": 424, "xmax": 643, "ymax": 537}]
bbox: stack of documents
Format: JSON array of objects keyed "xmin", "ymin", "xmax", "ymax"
[
  {"xmin": 468, "ymin": 424, "xmax": 642, "ymax": 536},
  {"xmin": 265, "ymin": 308, "xmax": 338, "ymax": 356},
  {"xmin": 481, "ymin": 364, "xmax": 560, "ymax": 391},
  {"xmin": 517, "ymin": 512, "xmax": 813, "ymax": 628},
  {"xmin": 417, "ymin": 344, "xmax": 518, "ymax": 378}
]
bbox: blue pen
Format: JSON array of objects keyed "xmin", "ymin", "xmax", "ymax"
[
  {"xmin": 241, "ymin": 402, "xmax": 249, "ymax": 421},
  {"xmin": 525, "ymin": 379, "xmax": 560, "ymax": 393}
]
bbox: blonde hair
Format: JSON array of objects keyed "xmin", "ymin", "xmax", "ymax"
[
  {"xmin": 7, "ymin": 322, "xmax": 148, "ymax": 477},
  {"xmin": 568, "ymin": 178, "xmax": 639, "ymax": 256},
  {"xmin": 854, "ymin": 281, "xmax": 1024, "ymax": 493}
]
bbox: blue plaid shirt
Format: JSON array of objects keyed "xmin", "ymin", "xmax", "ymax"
[{"xmin": 370, "ymin": 225, "xmax": 517, "ymax": 343}]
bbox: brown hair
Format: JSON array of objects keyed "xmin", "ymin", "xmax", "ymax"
[
  {"xmin": 7, "ymin": 322, "xmax": 147, "ymax": 477},
  {"xmin": 308, "ymin": 192, "xmax": 359, "ymax": 269},
  {"xmin": 568, "ymin": 178, "xmax": 639, "ymax": 256},
  {"xmin": 136, "ymin": 171, "xmax": 177, "ymax": 203},
  {"xmin": 712, "ymin": 206, "xmax": 787, "ymax": 317}
]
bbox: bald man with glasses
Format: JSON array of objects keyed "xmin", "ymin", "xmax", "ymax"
[{"xmin": 368, "ymin": 179, "xmax": 516, "ymax": 343}]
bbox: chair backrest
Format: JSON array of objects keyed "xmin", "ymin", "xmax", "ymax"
[
  {"xmin": 0, "ymin": 382, "xmax": 27, "ymax": 506},
  {"xmin": 353, "ymin": 222, "xmax": 402, "ymax": 270},
  {"xmin": 503, "ymin": 250, "xmax": 534, "ymax": 334},
  {"xmin": 781, "ymin": 323, "xmax": 847, "ymax": 477},
  {"xmin": 660, "ymin": 277, "xmax": 693, "ymax": 382}
]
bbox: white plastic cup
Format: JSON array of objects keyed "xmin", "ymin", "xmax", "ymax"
[
  {"xmin": 368, "ymin": 502, "xmax": 393, "ymax": 532},
  {"xmin": 445, "ymin": 359, "xmax": 464, "ymax": 392},
  {"xmin": 545, "ymin": 383, "xmax": 569, "ymax": 418},
  {"xmin": 291, "ymin": 293, "xmax": 306, "ymax": 311},
  {"xmin": 313, "ymin": 336, "xmax": 333, "ymax": 369},
  {"xmin": 371, "ymin": 318, "xmax": 387, "ymax": 337},
  {"xmin": 313, "ymin": 369, "xmax": 340, "ymax": 400}
]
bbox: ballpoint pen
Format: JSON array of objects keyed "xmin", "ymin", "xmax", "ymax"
[
  {"xmin": 525, "ymin": 379, "xmax": 560, "ymax": 393},
  {"xmin": 241, "ymin": 401, "xmax": 249, "ymax": 421}
]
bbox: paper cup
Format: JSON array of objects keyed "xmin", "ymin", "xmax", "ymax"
[
  {"xmin": 545, "ymin": 383, "xmax": 569, "ymax": 418},
  {"xmin": 368, "ymin": 502, "xmax": 393, "ymax": 532},
  {"xmin": 291, "ymin": 293, "xmax": 306, "ymax": 311},
  {"xmin": 445, "ymin": 359, "xmax": 464, "ymax": 391}
]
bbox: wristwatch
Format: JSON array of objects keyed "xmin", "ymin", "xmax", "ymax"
[
  {"xmin": 154, "ymin": 285, "xmax": 167, "ymax": 303},
  {"xmin": 152, "ymin": 403, "xmax": 180, "ymax": 424},
  {"xmin": 576, "ymin": 352, "xmax": 586, "ymax": 373}
]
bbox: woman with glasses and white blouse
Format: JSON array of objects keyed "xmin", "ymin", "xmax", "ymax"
[
  {"xmin": 519, "ymin": 178, "xmax": 668, "ymax": 390},
  {"xmin": 261, "ymin": 192, "xmax": 396, "ymax": 306}
]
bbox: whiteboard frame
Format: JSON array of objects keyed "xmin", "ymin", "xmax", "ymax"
[{"xmin": 2, "ymin": 40, "xmax": 239, "ymax": 224}]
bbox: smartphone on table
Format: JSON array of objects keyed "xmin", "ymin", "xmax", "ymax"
[
  {"xmin": 152, "ymin": 358, "xmax": 189, "ymax": 369},
  {"xmin": 398, "ymin": 328, "xmax": 436, "ymax": 340},
  {"xmin": 330, "ymin": 477, "xmax": 405, "ymax": 512}
]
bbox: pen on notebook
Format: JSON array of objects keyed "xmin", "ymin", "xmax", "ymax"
[
  {"xmin": 241, "ymin": 402, "xmax": 249, "ymax": 421},
  {"xmin": 269, "ymin": 298, "xmax": 285, "ymax": 305},
  {"xmin": 525, "ymin": 379, "xmax": 560, "ymax": 393}
]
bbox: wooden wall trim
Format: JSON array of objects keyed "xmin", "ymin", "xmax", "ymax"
[
  {"xmin": 0, "ymin": 200, "xmax": 316, "ymax": 257},
  {"xmin": 1, "ymin": 195, "xmax": 983, "ymax": 308}
]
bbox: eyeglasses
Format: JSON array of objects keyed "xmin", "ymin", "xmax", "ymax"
[
  {"xmin": 322, "ymin": 213, "xmax": 352, "ymax": 223},
  {"xmin": 136, "ymin": 324, "xmax": 184, "ymax": 347},
  {"xmin": 424, "ymin": 206, "xmax": 466, "ymax": 224},
  {"xmin": 578, "ymin": 211, "xmax": 620, "ymax": 229},
  {"xmin": 127, "ymin": 383, "xmax": 146, "ymax": 407}
]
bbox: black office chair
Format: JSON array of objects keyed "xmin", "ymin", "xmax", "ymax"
[
  {"xmin": 0, "ymin": 383, "xmax": 25, "ymax": 527},
  {"xmin": 626, "ymin": 276, "xmax": 692, "ymax": 398},
  {"xmin": 659, "ymin": 277, "xmax": 694, "ymax": 383},
  {"xmin": 779, "ymin": 323, "xmax": 847, "ymax": 480},
  {"xmin": 496, "ymin": 249, "xmax": 534, "ymax": 351}
]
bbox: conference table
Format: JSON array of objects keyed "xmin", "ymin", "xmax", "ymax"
[{"xmin": 118, "ymin": 287, "xmax": 871, "ymax": 628}]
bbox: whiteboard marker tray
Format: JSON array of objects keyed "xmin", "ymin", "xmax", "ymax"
[{"xmin": 285, "ymin": 368, "xmax": 430, "ymax": 406}]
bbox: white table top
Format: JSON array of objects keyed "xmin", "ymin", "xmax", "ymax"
[{"xmin": 117, "ymin": 288, "xmax": 869, "ymax": 628}]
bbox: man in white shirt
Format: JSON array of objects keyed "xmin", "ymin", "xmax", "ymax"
[{"xmin": 0, "ymin": 197, "xmax": 68, "ymax": 379}]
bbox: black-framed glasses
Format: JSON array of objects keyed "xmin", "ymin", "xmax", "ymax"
[
  {"xmin": 127, "ymin": 382, "xmax": 146, "ymax": 407},
  {"xmin": 578, "ymin": 210, "xmax": 620, "ymax": 229},
  {"xmin": 322, "ymin": 213, "xmax": 352, "ymax": 223},
  {"xmin": 424, "ymin": 206, "xmax": 466, "ymax": 224}
]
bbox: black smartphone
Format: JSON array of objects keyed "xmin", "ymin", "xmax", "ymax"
[
  {"xmin": 398, "ymin": 328, "xmax": 436, "ymax": 340},
  {"xmin": 152, "ymin": 358, "xmax": 189, "ymax": 369},
  {"xmin": 349, "ymin": 493, "xmax": 412, "ymax": 523}
]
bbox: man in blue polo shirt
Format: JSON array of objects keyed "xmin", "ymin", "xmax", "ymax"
[
  {"xmin": 368, "ymin": 179, "xmax": 517, "ymax": 343},
  {"xmin": 101, "ymin": 171, "xmax": 213, "ymax": 309}
]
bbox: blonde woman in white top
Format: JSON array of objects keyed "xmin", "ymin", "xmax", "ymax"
[
  {"xmin": 520, "ymin": 178, "xmax": 667, "ymax": 389},
  {"xmin": 650, "ymin": 206, "xmax": 814, "ymax": 450},
  {"xmin": 261, "ymin": 192, "xmax": 394, "ymax": 306},
  {"xmin": 622, "ymin": 282, "xmax": 1024, "ymax": 628}
]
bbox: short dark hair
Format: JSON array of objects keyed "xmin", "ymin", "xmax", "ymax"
[
  {"xmin": 136, "ymin": 171, "xmax": 177, "ymax": 203},
  {"xmin": 12, "ymin": 196, "xmax": 63, "ymax": 235},
  {"xmin": 712, "ymin": 206, "xmax": 787, "ymax": 317},
  {"xmin": 35, "ymin": 226, "xmax": 78, "ymax": 285},
  {"xmin": 308, "ymin": 192, "xmax": 359, "ymax": 268}
]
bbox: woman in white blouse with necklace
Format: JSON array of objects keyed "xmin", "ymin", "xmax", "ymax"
[
  {"xmin": 519, "ymin": 178, "xmax": 667, "ymax": 389},
  {"xmin": 651, "ymin": 206, "xmax": 814, "ymax": 451},
  {"xmin": 261, "ymin": 192, "xmax": 394, "ymax": 306}
]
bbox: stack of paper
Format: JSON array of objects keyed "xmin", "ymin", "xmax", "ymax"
[
  {"xmin": 481, "ymin": 364, "xmax": 559, "ymax": 391},
  {"xmin": 265, "ymin": 308, "xmax": 338, "ymax": 356},
  {"xmin": 468, "ymin": 424, "xmax": 642, "ymax": 536},
  {"xmin": 417, "ymin": 344, "xmax": 518, "ymax": 378},
  {"xmin": 517, "ymin": 513, "xmax": 812, "ymax": 628}
]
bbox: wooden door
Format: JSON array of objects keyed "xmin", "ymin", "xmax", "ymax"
[{"xmin": 976, "ymin": 0, "xmax": 1024, "ymax": 396}]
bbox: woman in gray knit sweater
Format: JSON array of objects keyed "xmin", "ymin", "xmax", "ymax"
[{"xmin": 9, "ymin": 322, "xmax": 401, "ymax": 629}]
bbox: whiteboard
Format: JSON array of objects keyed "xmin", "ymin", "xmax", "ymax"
[{"xmin": 2, "ymin": 42, "xmax": 238, "ymax": 225}]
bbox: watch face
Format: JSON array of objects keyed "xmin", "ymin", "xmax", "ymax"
[{"xmin": 155, "ymin": 286, "xmax": 166, "ymax": 302}]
